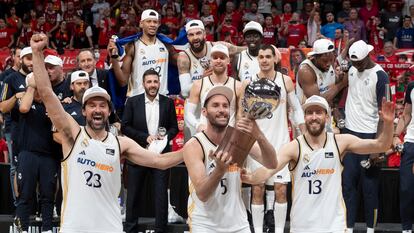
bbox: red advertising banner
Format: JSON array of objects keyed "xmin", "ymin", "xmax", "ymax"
[{"xmin": 0, "ymin": 49, "xmax": 108, "ymax": 73}]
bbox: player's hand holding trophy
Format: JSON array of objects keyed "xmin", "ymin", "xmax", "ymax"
[{"xmin": 215, "ymin": 78, "xmax": 281, "ymax": 167}]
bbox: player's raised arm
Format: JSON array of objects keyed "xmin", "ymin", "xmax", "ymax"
[{"xmin": 30, "ymin": 33, "xmax": 79, "ymax": 154}]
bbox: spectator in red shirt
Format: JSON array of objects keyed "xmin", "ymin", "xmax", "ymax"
[
  {"xmin": 377, "ymin": 41, "xmax": 398, "ymax": 62},
  {"xmin": 171, "ymin": 117, "xmax": 185, "ymax": 151},
  {"xmin": 359, "ymin": 0, "xmax": 379, "ymax": 26},
  {"xmin": 263, "ymin": 15, "xmax": 278, "ymax": 45},
  {"xmin": 96, "ymin": 8, "xmax": 116, "ymax": 49},
  {"xmin": 217, "ymin": 15, "xmax": 239, "ymax": 44},
  {"xmin": 0, "ymin": 19, "xmax": 14, "ymax": 49},
  {"xmin": 219, "ymin": 1, "xmax": 242, "ymax": 30},
  {"xmin": 44, "ymin": 1, "xmax": 62, "ymax": 35},
  {"xmin": 29, "ymin": 9, "xmax": 38, "ymax": 31},
  {"xmin": 0, "ymin": 136, "xmax": 8, "ymax": 163},
  {"xmin": 16, "ymin": 18, "xmax": 33, "ymax": 48},
  {"xmin": 51, "ymin": 21, "xmax": 71, "ymax": 54},
  {"xmin": 367, "ymin": 16, "xmax": 386, "ymax": 54},
  {"xmin": 70, "ymin": 14, "xmax": 94, "ymax": 49},
  {"xmin": 34, "ymin": 15, "xmax": 53, "ymax": 36},
  {"xmin": 63, "ymin": 1, "xmax": 78, "ymax": 32},
  {"xmin": 5, "ymin": 6, "xmax": 21, "ymax": 35},
  {"xmin": 162, "ymin": 6, "xmax": 180, "ymax": 37},
  {"xmin": 204, "ymin": 0, "xmax": 218, "ymax": 21},
  {"xmin": 119, "ymin": 9, "xmax": 139, "ymax": 37},
  {"xmin": 283, "ymin": 12, "xmax": 307, "ymax": 47},
  {"xmin": 181, "ymin": 3, "xmax": 199, "ymax": 26}
]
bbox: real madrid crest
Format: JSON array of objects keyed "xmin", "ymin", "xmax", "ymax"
[
  {"xmin": 81, "ymin": 138, "xmax": 89, "ymax": 148},
  {"xmin": 303, "ymin": 153, "xmax": 310, "ymax": 164},
  {"xmin": 140, "ymin": 49, "xmax": 145, "ymax": 55},
  {"xmin": 243, "ymin": 62, "xmax": 249, "ymax": 69}
]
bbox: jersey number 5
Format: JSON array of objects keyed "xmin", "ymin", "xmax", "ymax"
[
  {"xmin": 84, "ymin": 171, "xmax": 102, "ymax": 188},
  {"xmin": 220, "ymin": 178, "xmax": 227, "ymax": 195},
  {"xmin": 308, "ymin": 179, "xmax": 322, "ymax": 194}
]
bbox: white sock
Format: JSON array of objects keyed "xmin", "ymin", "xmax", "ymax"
[
  {"xmin": 265, "ymin": 189, "xmax": 275, "ymax": 211},
  {"xmin": 367, "ymin": 228, "xmax": 374, "ymax": 233},
  {"xmin": 251, "ymin": 204, "xmax": 264, "ymax": 233},
  {"xmin": 402, "ymin": 230, "xmax": 412, "ymax": 233},
  {"xmin": 274, "ymin": 202, "xmax": 287, "ymax": 233},
  {"xmin": 242, "ymin": 186, "xmax": 251, "ymax": 212},
  {"xmin": 348, "ymin": 228, "xmax": 354, "ymax": 233}
]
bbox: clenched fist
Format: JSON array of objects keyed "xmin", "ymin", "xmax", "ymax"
[{"xmin": 30, "ymin": 33, "xmax": 49, "ymax": 52}]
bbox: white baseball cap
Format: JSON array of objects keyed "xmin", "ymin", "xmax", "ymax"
[
  {"xmin": 302, "ymin": 95, "xmax": 330, "ymax": 113},
  {"xmin": 71, "ymin": 70, "xmax": 89, "ymax": 83},
  {"xmin": 210, "ymin": 44, "xmax": 229, "ymax": 58},
  {"xmin": 82, "ymin": 86, "xmax": 111, "ymax": 105},
  {"xmin": 243, "ymin": 21, "xmax": 263, "ymax": 35},
  {"xmin": 185, "ymin": 19, "xmax": 205, "ymax": 32},
  {"xmin": 203, "ymin": 86, "xmax": 233, "ymax": 107},
  {"xmin": 44, "ymin": 55, "xmax": 63, "ymax": 67},
  {"xmin": 348, "ymin": 40, "xmax": 374, "ymax": 61},
  {"xmin": 141, "ymin": 9, "xmax": 159, "ymax": 21},
  {"xmin": 20, "ymin": 47, "xmax": 32, "ymax": 59},
  {"xmin": 307, "ymin": 39, "xmax": 335, "ymax": 56}
]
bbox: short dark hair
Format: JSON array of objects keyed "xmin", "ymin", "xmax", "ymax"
[
  {"xmin": 142, "ymin": 69, "xmax": 160, "ymax": 82},
  {"xmin": 259, "ymin": 44, "xmax": 276, "ymax": 56}
]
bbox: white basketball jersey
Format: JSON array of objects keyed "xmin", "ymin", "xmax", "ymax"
[
  {"xmin": 252, "ymin": 73, "xmax": 290, "ymax": 151},
  {"xmin": 199, "ymin": 76, "xmax": 237, "ymax": 127},
  {"xmin": 290, "ymin": 132, "xmax": 346, "ymax": 232},
  {"xmin": 188, "ymin": 132, "xmax": 249, "ymax": 233},
  {"xmin": 130, "ymin": 38, "xmax": 169, "ymax": 96},
  {"xmin": 184, "ymin": 42, "xmax": 213, "ymax": 82},
  {"xmin": 237, "ymin": 50, "xmax": 260, "ymax": 81},
  {"xmin": 60, "ymin": 127, "xmax": 122, "ymax": 233},
  {"xmin": 296, "ymin": 59, "xmax": 336, "ymax": 104}
]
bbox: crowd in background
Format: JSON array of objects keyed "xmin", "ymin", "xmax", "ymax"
[{"xmin": 0, "ymin": 0, "xmax": 413, "ymax": 51}]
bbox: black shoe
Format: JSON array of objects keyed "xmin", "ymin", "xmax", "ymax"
[{"xmin": 264, "ymin": 210, "xmax": 274, "ymax": 233}]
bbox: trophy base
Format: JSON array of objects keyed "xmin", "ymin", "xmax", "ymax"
[{"xmin": 215, "ymin": 126, "xmax": 257, "ymax": 167}]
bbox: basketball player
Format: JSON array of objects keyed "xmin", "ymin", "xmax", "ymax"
[
  {"xmin": 232, "ymin": 21, "xmax": 263, "ymax": 82},
  {"xmin": 394, "ymin": 81, "xmax": 414, "ymax": 233},
  {"xmin": 30, "ymin": 33, "xmax": 183, "ymax": 233},
  {"xmin": 109, "ymin": 9, "xmax": 176, "ymax": 96},
  {"xmin": 242, "ymin": 95, "xmax": 395, "ymax": 233},
  {"xmin": 178, "ymin": 19, "xmax": 245, "ymax": 97},
  {"xmin": 239, "ymin": 44, "xmax": 304, "ymax": 233},
  {"xmin": 183, "ymin": 85, "xmax": 277, "ymax": 233},
  {"xmin": 185, "ymin": 44, "xmax": 241, "ymax": 133},
  {"xmin": 296, "ymin": 38, "xmax": 348, "ymax": 105}
]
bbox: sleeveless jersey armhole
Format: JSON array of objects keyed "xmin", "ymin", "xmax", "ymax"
[
  {"xmin": 333, "ymin": 133, "xmax": 342, "ymax": 163},
  {"xmin": 115, "ymin": 135, "xmax": 122, "ymax": 159},
  {"xmin": 61, "ymin": 127, "xmax": 82, "ymax": 162},
  {"xmin": 192, "ymin": 135, "xmax": 206, "ymax": 164},
  {"xmin": 289, "ymin": 139, "xmax": 301, "ymax": 171}
]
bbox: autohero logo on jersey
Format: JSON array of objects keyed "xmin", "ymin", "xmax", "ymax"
[
  {"xmin": 301, "ymin": 165, "xmax": 335, "ymax": 178},
  {"xmin": 77, "ymin": 151, "xmax": 114, "ymax": 173},
  {"xmin": 142, "ymin": 58, "xmax": 167, "ymax": 66}
]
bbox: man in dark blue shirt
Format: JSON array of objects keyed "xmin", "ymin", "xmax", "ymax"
[
  {"xmin": 63, "ymin": 70, "xmax": 90, "ymax": 125},
  {"xmin": 394, "ymin": 15, "xmax": 414, "ymax": 49},
  {"xmin": 14, "ymin": 55, "xmax": 68, "ymax": 233},
  {"xmin": 0, "ymin": 47, "xmax": 31, "ymax": 201},
  {"xmin": 0, "ymin": 47, "xmax": 21, "ymax": 202}
]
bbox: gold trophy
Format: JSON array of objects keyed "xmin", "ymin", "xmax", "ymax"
[{"xmin": 215, "ymin": 78, "xmax": 281, "ymax": 167}]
